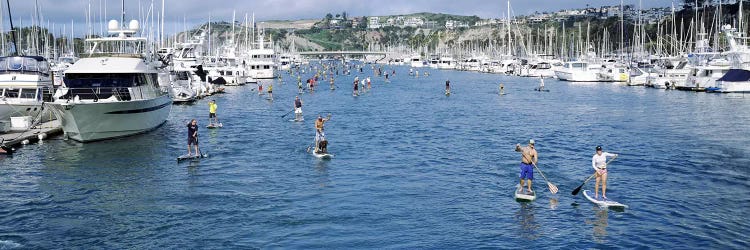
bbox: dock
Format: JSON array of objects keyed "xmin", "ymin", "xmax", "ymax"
[{"xmin": 1, "ymin": 120, "xmax": 63, "ymax": 151}]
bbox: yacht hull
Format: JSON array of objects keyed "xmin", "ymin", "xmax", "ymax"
[{"xmin": 49, "ymin": 95, "xmax": 172, "ymax": 142}]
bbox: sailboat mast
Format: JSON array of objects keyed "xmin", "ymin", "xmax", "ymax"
[{"xmin": 507, "ymin": 0, "xmax": 511, "ymax": 56}]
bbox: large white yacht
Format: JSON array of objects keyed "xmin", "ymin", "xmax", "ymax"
[
  {"xmin": 0, "ymin": 56, "xmax": 54, "ymax": 124},
  {"xmin": 409, "ymin": 54, "xmax": 424, "ymax": 68},
  {"xmin": 245, "ymin": 33, "xmax": 275, "ymax": 80},
  {"xmin": 48, "ymin": 20, "xmax": 172, "ymax": 142},
  {"xmin": 554, "ymin": 61, "xmax": 601, "ymax": 82}
]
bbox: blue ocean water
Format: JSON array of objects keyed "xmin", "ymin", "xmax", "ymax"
[{"xmin": 1, "ymin": 65, "xmax": 749, "ymax": 249}]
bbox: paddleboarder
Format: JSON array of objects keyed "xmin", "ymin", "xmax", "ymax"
[
  {"xmin": 208, "ymin": 100, "xmax": 218, "ymax": 125},
  {"xmin": 294, "ymin": 96, "xmax": 303, "ymax": 121},
  {"xmin": 186, "ymin": 119, "xmax": 199, "ymax": 156},
  {"xmin": 515, "ymin": 139, "xmax": 538, "ymax": 193},
  {"xmin": 538, "ymin": 76, "xmax": 545, "ymax": 91},
  {"xmin": 353, "ymin": 76, "xmax": 360, "ymax": 96},
  {"xmin": 592, "ymin": 146, "xmax": 618, "ymax": 199},
  {"xmin": 314, "ymin": 114, "xmax": 332, "ymax": 153},
  {"xmin": 499, "ymin": 83, "xmax": 505, "ymax": 94},
  {"xmin": 445, "ymin": 80, "xmax": 451, "ymax": 94}
]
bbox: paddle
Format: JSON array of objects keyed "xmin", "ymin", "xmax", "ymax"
[
  {"xmin": 281, "ymin": 109, "xmax": 294, "ymax": 118},
  {"xmin": 571, "ymin": 155, "xmax": 617, "ymax": 196},
  {"xmin": 532, "ymin": 163, "xmax": 558, "ymax": 194},
  {"xmin": 520, "ymin": 150, "xmax": 558, "ymax": 194},
  {"xmin": 306, "ymin": 141, "xmax": 315, "ymax": 153}
]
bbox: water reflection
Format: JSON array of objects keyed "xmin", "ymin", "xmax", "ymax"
[
  {"xmin": 515, "ymin": 202, "xmax": 540, "ymax": 240},
  {"xmin": 313, "ymin": 159, "xmax": 331, "ymax": 188},
  {"xmin": 584, "ymin": 206, "xmax": 609, "ymax": 243},
  {"xmin": 549, "ymin": 197, "xmax": 559, "ymax": 210}
]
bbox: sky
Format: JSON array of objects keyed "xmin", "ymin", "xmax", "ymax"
[{"xmin": 0, "ymin": 0, "xmax": 679, "ymax": 37}]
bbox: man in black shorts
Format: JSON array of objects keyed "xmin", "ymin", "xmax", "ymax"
[{"xmin": 187, "ymin": 119, "xmax": 199, "ymax": 156}]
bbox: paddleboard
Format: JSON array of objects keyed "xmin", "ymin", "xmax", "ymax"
[
  {"xmin": 290, "ymin": 117, "xmax": 304, "ymax": 122},
  {"xmin": 312, "ymin": 151, "xmax": 333, "ymax": 159},
  {"xmin": 514, "ymin": 184, "xmax": 536, "ymax": 201},
  {"xmin": 206, "ymin": 123, "xmax": 223, "ymax": 129},
  {"xmin": 177, "ymin": 152, "xmax": 209, "ymax": 162},
  {"xmin": 534, "ymin": 88, "xmax": 550, "ymax": 92},
  {"xmin": 583, "ymin": 190, "xmax": 628, "ymax": 208},
  {"xmin": 445, "ymin": 90, "xmax": 451, "ymax": 96}
]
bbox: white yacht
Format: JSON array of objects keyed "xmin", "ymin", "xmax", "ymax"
[
  {"xmin": 554, "ymin": 61, "xmax": 601, "ymax": 82},
  {"xmin": 246, "ymin": 33, "xmax": 276, "ymax": 80},
  {"xmin": 409, "ymin": 54, "xmax": 424, "ymax": 68},
  {"xmin": 48, "ymin": 20, "xmax": 172, "ymax": 142},
  {"xmin": 0, "ymin": 56, "xmax": 54, "ymax": 125},
  {"xmin": 715, "ymin": 69, "xmax": 750, "ymax": 93},
  {"xmin": 437, "ymin": 56, "xmax": 456, "ymax": 70}
]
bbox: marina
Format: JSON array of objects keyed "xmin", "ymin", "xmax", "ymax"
[
  {"xmin": 0, "ymin": 0, "xmax": 749, "ymax": 249},
  {"xmin": 2, "ymin": 66, "xmax": 749, "ymax": 248}
]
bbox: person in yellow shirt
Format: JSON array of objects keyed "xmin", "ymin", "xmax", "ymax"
[
  {"xmin": 267, "ymin": 84, "xmax": 274, "ymax": 100},
  {"xmin": 208, "ymin": 100, "xmax": 218, "ymax": 125}
]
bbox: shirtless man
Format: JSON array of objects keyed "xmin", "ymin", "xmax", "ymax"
[
  {"xmin": 515, "ymin": 139, "xmax": 538, "ymax": 193},
  {"xmin": 314, "ymin": 114, "xmax": 332, "ymax": 153}
]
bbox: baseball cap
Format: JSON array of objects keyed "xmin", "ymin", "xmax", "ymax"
[
  {"xmin": 529, "ymin": 139, "xmax": 535, "ymax": 144},
  {"xmin": 596, "ymin": 146, "xmax": 602, "ymax": 151}
]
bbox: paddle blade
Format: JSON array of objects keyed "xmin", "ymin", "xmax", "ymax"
[
  {"xmin": 548, "ymin": 183, "xmax": 559, "ymax": 194},
  {"xmin": 571, "ymin": 185, "xmax": 584, "ymax": 196}
]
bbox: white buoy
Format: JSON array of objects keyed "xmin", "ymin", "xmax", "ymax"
[
  {"xmin": 38, "ymin": 133, "xmax": 47, "ymax": 140},
  {"xmin": 21, "ymin": 139, "xmax": 30, "ymax": 145}
]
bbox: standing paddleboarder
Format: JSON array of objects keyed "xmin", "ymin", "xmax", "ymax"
[
  {"xmin": 294, "ymin": 96, "xmax": 303, "ymax": 121},
  {"xmin": 592, "ymin": 146, "xmax": 618, "ymax": 199},
  {"xmin": 515, "ymin": 139, "xmax": 538, "ymax": 193},
  {"xmin": 187, "ymin": 119, "xmax": 199, "ymax": 156}
]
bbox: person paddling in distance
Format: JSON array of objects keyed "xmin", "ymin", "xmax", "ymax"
[
  {"xmin": 515, "ymin": 139, "xmax": 538, "ymax": 193},
  {"xmin": 294, "ymin": 96, "xmax": 303, "ymax": 121},
  {"xmin": 445, "ymin": 80, "xmax": 451, "ymax": 94},
  {"xmin": 592, "ymin": 146, "xmax": 618, "ymax": 199},
  {"xmin": 540, "ymin": 78, "xmax": 545, "ymax": 90},
  {"xmin": 187, "ymin": 119, "xmax": 199, "ymax": 156},
  {"xmin": 208, "ymin": 100, "xmax": 218, "ymax": 125},
  {"xmin": 353, "ymin": 76, "xmax": 360, "ymax": 96},
  {"xmin": 267, "ymin": 83, "xmax": 274, "ymax": 100},
  {"xmin": 499, "ymin": 83, "xmax": 505, "ymax": 95},
  {"xmin": 314, "ymin": 114, "xmax": 332, "ymax": 153}
]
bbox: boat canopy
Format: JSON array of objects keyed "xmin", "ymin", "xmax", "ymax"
[
  {"xmin": 0, "ymin": 56, "xmax": 50, "ymax": 75},
  {"xmin": 717, "ymin": 69, "xmax": 750, "ymax": 82}
]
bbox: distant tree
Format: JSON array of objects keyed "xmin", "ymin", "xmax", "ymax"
[
  {"xmin": 325, "ymin": 13, "xmax": 333, "ymax": 20},
  {"xmin": 342, "ymin": 12, "xmax": 348, "ymax": 21}
]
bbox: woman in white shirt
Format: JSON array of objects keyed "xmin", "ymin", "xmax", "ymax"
[{"xmin": 592, "ymin": 145, "xmax": 618, "ymax": 199}]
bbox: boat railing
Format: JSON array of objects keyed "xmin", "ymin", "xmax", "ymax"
[{"xmin": 79, "ymin": 53, "xmax": 145, "ymax": 59}]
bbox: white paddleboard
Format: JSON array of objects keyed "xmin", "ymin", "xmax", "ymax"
[
  {"xmin": 206, "ymin": 123, "xmax": 223, "ymax": 129},
  {"xmin": 312, "ymin": 151, "xmax": 333, "ymax": 159},
  {"xmin": 514, "ymin": 184, "xmax": 536, "ymax": 201},
  {"xmin": 177, "ymin": 153, "xmax": 209, "ymax": 162},
  {"xmin": 583, "ymin": 190, "xmax": 628, "ymax": 208}
]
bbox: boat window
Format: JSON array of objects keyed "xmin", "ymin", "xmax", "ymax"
[
  {"xmin": 3, "ymin": 88, "xmax": 19, "ymax": 98},
  {"xmin": 64, "ymin": 73, "xmax": 148, "ymax": 88},
  {"xmin": 226, "ymin": 71, "xmax": 233, "ymax": 76},
  {"xmin": 175, "ymin": 71, "xmax": 190, "ymax": 80},
  {"xmin": 20, "ymin": 88, "xmax": 37, "ymax": 99}
]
